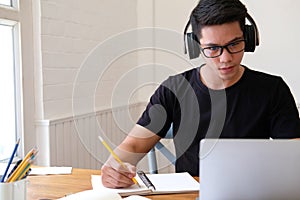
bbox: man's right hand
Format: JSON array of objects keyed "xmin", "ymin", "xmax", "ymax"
[
  {"xmin": 101, "ymin": 158, "xmax": 137, "ymax": 188},
  {"xmin": 100, "ymin": 125, "xmax": 162, "ymax": 188}
]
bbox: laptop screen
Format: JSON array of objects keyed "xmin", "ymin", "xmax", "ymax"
[{"xmin": 199, "ymin": 139, "xmax": 300, "ymax": 200}]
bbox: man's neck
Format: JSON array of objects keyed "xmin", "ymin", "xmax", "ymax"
[{"xmin": 200, "ymin": 65, "xmax": 245, "ymax": 90}]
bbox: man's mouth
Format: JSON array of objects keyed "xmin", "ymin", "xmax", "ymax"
[{"xmin": 219, "ymin": 66, "xmax": 234, "ymax": 73}]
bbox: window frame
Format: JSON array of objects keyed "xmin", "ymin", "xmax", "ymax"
[{"xmin": 0, "ymin": 1, "xmax": 24, "ymax": 160}]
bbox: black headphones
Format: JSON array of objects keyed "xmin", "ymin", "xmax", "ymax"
[{"xmin": 184, "ymin": 13, "xmax": 260, "ymax": 59}]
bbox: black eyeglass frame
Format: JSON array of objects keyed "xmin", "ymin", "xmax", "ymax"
[{"xmin": 200, "ymin": 39, "xmax": 246, "ymax": 58}]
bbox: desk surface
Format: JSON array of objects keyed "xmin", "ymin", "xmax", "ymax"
[{"xmin": 27, "ymin": 168, "xmax": 199, "ymax": 200}]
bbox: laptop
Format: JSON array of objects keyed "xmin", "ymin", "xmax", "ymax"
[{"xmin": 199, "ymin": 139, "xmax": 300, "ymax": 200}]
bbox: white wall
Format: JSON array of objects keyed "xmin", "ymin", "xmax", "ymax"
[
  {"xmin": 38, "ymin": 0, "xmax": 199, "ymax": 120},
  {"xmin": 242, "ymin": 0, "xmax": 300, "ymax": 103},
  {"xmin": 136, "ymin": 0, "xmax": 200, "ymax": 102},
  {"xmin": 39, "ymin": 0, "xmax": 139, "ymax": 119}
]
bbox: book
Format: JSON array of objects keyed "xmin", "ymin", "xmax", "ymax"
[{"xmin": 91, "ymin": 171, "xmax": 199, "ymax": 197}]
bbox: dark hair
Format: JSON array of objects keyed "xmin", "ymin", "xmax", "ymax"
[{"xmin": 190, "ymin": 0, "xmax": 247, "ymax": 39}]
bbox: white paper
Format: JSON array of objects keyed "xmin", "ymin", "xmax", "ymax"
[
  {"xmin": 57, "ymin": 189, "xmax": 121, "ymax": 200},
  {"xmin": 30, "ymin": 167, "xmax": 72, "ymax": 175}
]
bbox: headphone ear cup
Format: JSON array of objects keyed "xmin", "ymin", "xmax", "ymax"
[
  {"xmin": 244, "ymin": 25, "xmax": 256, "ymax": 52},
  {"xmin": 186, "ymin": 32, "xmax": 200, "ymax": 59}
]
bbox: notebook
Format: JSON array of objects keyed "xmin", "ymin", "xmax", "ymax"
[
  {"xmin": 199, "ymin": 139, "xmax": 300, "ymax": 200},
  {"xmin": 92, "ymin": 172, "xmax": 199, "ymax": 197}
]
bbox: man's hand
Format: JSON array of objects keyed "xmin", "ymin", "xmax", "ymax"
[
  {"xmin": 101, "ymin": 158, "xmax": 137, "ymax": 188},
  {"xmin": 100, "ymin": 125, "xmax": 161, "ymax": 188}
]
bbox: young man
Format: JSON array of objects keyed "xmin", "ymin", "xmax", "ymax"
[{"xmin": 101, "ymin": 0, "xmax": 300, "ymax": 188}]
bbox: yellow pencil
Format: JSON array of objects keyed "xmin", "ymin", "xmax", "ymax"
[
  {"xmin": 15, "ymin": 159, "xmax": 32, "ymax": 181},
  {"xmin": 98, "ymin": 136, "xmax": 140, "ymax": 187},
  {"xmin": 6, "ymin": 148, "xmax": 36, "ymax": 182}
]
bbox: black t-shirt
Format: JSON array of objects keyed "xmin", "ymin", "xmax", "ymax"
[{"xmin": 137, "ymin": 66, "xmax": 300, "ymax": 176}]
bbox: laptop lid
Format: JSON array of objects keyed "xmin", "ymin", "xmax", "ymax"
[{"xmin": 199, "ymin": 139, "xmax": 300, "ymax": 200}]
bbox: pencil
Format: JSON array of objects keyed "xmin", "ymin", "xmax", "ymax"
[
  {"xmin": 15, "ymin": 159, "xmax": 32, "ymax": 181},
  {"xmin": 0, "ymin": 138, "xmax": 20, "ymax": 182},
  {"xmin": 6, "ymin": 148, "xmax": 37, "ymax": 183},
  {"xmin": 98, "ymin": 136, "xmax": 140, "ymax": 187}
]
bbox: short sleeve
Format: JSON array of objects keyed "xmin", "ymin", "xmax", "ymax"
[
  {"xmin": 269, "ymin": 78, "xmax": 300, "ymax": 138},
  {"xmin": 137, "ymin": 79, "xmax": 176, "ymax": 138}
]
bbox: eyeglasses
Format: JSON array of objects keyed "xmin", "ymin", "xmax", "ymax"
[{"xmin": 200, "ymin": 39, "xmax": 246, "ymax": 58}]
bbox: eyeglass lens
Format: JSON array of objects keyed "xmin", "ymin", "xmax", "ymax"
[{"xmin": 201, "ymin": 40, "xmax": 245, "ymax": 58}]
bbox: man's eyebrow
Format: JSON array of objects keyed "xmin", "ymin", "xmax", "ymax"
[
  {"xmin": 201, "ymin": 36, "xmax": 244, "ymax": 47},
  {"xmin": 226, "ymin": 36, "xmax": 244, "ymax": 44}
]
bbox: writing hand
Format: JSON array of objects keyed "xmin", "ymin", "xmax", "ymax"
[{"xmin": 101, "ymin": 158, "xmax": 137, "ymax": 188}]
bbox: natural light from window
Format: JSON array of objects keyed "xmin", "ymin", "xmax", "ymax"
[
  {"xmin": 0, "ymin": 24, "xmax": 17, "ymax": 161},
  {"xmin": 0, "ymin": 0, "xmax": 11, "ymax": 7}
]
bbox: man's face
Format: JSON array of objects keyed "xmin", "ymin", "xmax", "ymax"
[{"xmin": 199, "ymin": 21, "xmax": 245, "ymax": 86}]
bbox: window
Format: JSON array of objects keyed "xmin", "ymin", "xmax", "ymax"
[
  {"xmin": 0, "ymin": 0, "xmax": 12, "ymax": 7},
  {"xmin": 0, "ymin": 0, "xmax": 35, "ymax": 163},
  {"xmin": 0, "ymin": 16, "xmax": 22, "ymax": 160}
]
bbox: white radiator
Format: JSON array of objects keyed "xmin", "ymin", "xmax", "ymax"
[{"xmin": 36, "ymin": 103, "xmax": 148, "ymax": 170}]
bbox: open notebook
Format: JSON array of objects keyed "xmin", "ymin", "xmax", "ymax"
[{"xmin": 92, "ymin": 172, "xmax": 199, "ymax": 196}]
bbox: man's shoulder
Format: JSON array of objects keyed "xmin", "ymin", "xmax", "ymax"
[
  {"xmin": 160, "ymin": 67, "xmax": 200, "ymax": 94},
  {"xmin": 168, "ymin": 67, "xmax": 199, "ymax": 81},
  {"xmin": 245, "ymin": 67, "xmax": 283, "ymax": 83}
]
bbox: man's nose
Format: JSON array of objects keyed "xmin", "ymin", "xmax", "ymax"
[{"xmin": 219, "ymin": 48, "xmax": 233, "ymax": 63}]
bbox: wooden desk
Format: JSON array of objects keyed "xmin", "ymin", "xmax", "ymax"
[{"xmin": 27, "ymin": 168, "xmax": 199, "ymax": 200}]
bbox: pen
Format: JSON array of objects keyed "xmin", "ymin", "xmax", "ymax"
[
  {"xmin": 1, "ymin": 138, "xmax": 20, "ymax": 182},
  {"xmin": 137, "ymin": 170, "xmax": 156, "ymax": 190},
  {"xmin": 98, "ymin": 136, "xmax": 140, "ymax": 187}
]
